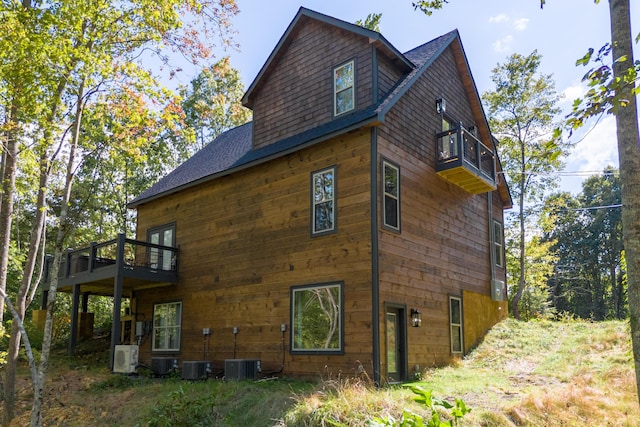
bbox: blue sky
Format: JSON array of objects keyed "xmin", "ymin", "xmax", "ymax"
[{"xmin": 184, "ymin": 0, "xmax": 639, "ymax": 195}]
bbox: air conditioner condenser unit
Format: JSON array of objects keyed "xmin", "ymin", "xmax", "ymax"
[
  {"xmin": 113, "ymin": 345, "xmax": 139, "ymax": 374},
  {"xmin": 182, "ymin": 361, "xmax": 211, "ymax": 380},
  {"xmin": 225, "ymin": 359, "xmax": 260, "ymax": 380},
  {"xmin": 151, "ymin": 357, "xmax": 178, "ymax": 376}
]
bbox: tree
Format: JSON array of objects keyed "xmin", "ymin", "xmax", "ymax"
[
  {"xmin": 355, "ymin": 13, "xmax": 383, "ymax": 32},
  {"xmin": 0, "ymin": 1, "xmax": 239, "ymax": 425},
  {"xmin": 179, "ymin": 57, "xmax": 252, "ymax": 153},
  {"xmin": 482, "ymin": 51, "xmax": 569, "ymax": 319}
]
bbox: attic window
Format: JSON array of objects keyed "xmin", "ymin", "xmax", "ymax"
[{"xmin": 334, "ymin": 60, "xmax": 355, "ymax": 116}]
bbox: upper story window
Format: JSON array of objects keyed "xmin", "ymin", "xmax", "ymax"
[
  {"xmin": 147, "ymin": 223, "xmax": 176, "ymax": 271},
  {"xmin": 383, "ymin": 160, "xmax": 400, "ymax": 231},
  {"xmin": 493, "ymin": 219, "xmax": 504, "ymax": 268},
  {"xmin": 152, "ymin": 301, "xmax": 182, "ymax": 352},
  {"xmin": 334, "ymin": 60, "xmax": 355, "ymax": 116},
  {"xmin": 312, "ymin": 167, "xmax": 336, "ymax": 235}
]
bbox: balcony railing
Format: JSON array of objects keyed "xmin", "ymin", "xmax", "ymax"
[
  {"xmin": 46, "ymin": 234, "xmax": 178, "ymax": 292},
  {"xmin": 436, "ymin": 126, "xmax": 497, "ymax": 194}
]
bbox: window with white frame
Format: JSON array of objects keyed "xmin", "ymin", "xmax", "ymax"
[
  {"xmin": 152, "ymin": 301, "xmax": 182, "ymax": 351},
  {"xmin": 312, "ymin": 167, "xmax": 336, "ymax": 235},
  {"xmin": 334, "ymin": 60, "xmax": 355, "ymax": 116},
  {"xmin": 449, "ymin": 296, "xmax": 463, "ymax": 354},
  {"xmin": 291, "ymin": 283, "xmax": 343, "ymax": 353},
  {"xmin": 493, "ymin": 219, "xmax": 504, "ymax": 268},
  {"xmin": 383, "ymin": 160, "xmax": 400, "ymax": 230}
]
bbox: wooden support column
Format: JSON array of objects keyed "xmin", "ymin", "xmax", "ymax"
[
  {"xmin": 82, "ymin": 292, "xmax": 90, "ymax": 312},
  {"xmin": 109, "ymin": 233, "xmax": 126, "ymax": 371},
  {"xmin": 68, "ymin": 283, "xmax": 80, "ymax": 356}
]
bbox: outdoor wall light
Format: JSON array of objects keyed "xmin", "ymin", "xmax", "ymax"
[
  {"xmin": 410, "ymin": 309, "xmax": 422, "ymax": 327},
  {"xmin": 436, "ymin": 97, "xmax": 446, "ymax": 114}
]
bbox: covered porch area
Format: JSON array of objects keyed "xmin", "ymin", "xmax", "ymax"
[{"xmin": 43, "ymin": 233, "xmax": 179, "ymax": 370}]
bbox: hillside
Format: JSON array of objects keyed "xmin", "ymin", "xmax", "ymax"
[{"xmin": 4, "ymin": 319, "xmax": 639, "ymax": 426}]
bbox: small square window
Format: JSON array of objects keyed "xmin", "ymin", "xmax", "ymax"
[
  {"xmin": 334, "ymin": 61, "xmax": 354, "ymax": 116},
  {"xmin": 383, "ymin": 160, "xmax": 400, "ymax": 231},
  {"xmin": 312, "ymin": 167, "xmax": 336, "ymax": 235},
  {"xmin": 291, "ymin": 283, "xmax": 343, "ymax": 353},
  {"xmin": 152, "ymin": 301, "xmax": 182, "ymax": 351}
]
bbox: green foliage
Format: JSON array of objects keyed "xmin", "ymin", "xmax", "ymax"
[
  {"xmin": 412, "ymin": 1, "xmax": 449, "ymax": 15},
  {"xmin": 92, "ymin": 374, "xmax": 136, "ymax": 391},
  {"xmin": 370, "ymin": 386, "xmax": 470, "ymax": 427},
  {"xmin": 355, "ymin": 13, "xmax": 383, "ymax": 32}
]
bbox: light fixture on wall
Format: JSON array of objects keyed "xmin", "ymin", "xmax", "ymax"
[
  {"xmin": 435, "ymin": 97, "xmax": 446, "ymax": 114},
  {"xmin": 410, "ymin": 309, "xmax": 422, "ymax": 327}
]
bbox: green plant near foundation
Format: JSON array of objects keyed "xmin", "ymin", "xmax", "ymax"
[{"xmin": 370, "ymin": 386, "xmax": 470, "ymax": 427}]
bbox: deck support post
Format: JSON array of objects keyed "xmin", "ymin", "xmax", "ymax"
[
  {"xmin": 68, "ymin": 284, "xmax": 80, "ymax": 356},
  {"xmin": 109, "ymin": 233, "xmax": 126, "ymax": 371}
]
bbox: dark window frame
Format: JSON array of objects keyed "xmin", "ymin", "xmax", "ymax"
[
  {"xmin": 382, "ymin": 159, "xmax": 401, "ymax": 232},
  {"xmin": 290, "ymin": 282, "xmax": 345, "ymax": 355},
  {"xmin": 310, "ymin": 166, "xmax": 337, "ymax": 236}
]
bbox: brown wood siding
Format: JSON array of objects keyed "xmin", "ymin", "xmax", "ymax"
[
  {"xmin": 375, "ymin": 45, "xmax": 507, "ymax": 375},
  {"xmin": 134, "ymin": 130, "xmax": 374, "ymax": 377},
  {"xmin": 377, "ymin": 53, "xmax": 404, "ymax": 100},
  {"xmin": 251, "ymin": 20, "xmax": 374, "ymax": 149}
]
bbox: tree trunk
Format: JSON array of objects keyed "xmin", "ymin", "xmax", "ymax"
[
  {"xmin": 510, "ymin": 155, "xmax": 527, "ymax": 319},
  {"xmin": 31, "ymin": 80, "xmax": 85, "ymax": 427},
  {"xmin": 608, "ymin": 0, "xmax": 640, "ymax": 404},
  {"xmin": 3, "ymin": 152, "xmax": 49, "ymax": 426},
  {"xmin": 0, "ymin": 103, "xmax": 18, "ymax": 327}
]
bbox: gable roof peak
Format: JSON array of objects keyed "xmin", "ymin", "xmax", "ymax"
[{"xmin": 241, "ymin": 6, "xmax": 414, "ymax": 109}]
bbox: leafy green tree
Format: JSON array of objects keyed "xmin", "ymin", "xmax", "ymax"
[
  {"xmin": 179, "ymin": 57, "xmax": 252, "ymax": 153},
  {"xmin": 355, "ymin": 13, "xmax": 382, "ymax": 32},
  {"xmin": 482, "ymin": 51, "xmax": 568, "ymax": 320}
]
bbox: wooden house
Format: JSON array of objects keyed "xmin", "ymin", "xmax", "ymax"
[{"xmin": 49, "ymin": 7, "xmax": 511, "ymax": 384}]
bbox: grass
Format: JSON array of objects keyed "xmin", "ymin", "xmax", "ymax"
[{"xmin": 3, "ymin": 319, "xmax": 639, "ymax": 426}]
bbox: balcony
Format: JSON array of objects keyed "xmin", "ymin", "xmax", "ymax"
[
  {"xmin": 435, "ymin": 127, "xmax": 497, "ymax": 194},
  {"xmin": 45, "ymin": 233, "xmax": 178, "ymax": 296}
]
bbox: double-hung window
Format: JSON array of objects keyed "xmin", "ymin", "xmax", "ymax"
[
  {"xmin": 449, "ymin": 296, "xmax": 463, "ymax": 354},
  {"xmin": 312, "ymin": 167, "xmax": 336, "ymax": 235},
  {"xmin": 152, "ymin": 301, "xmax": 182, "ymax": 351},
  {"xmin": 493, "ymin": 220, "xmax": 504, "ymax": 268},
  {"xmin": 383, "ymin": 160, "xmax": 400, "ymax": 231},
  {"xmin": 291, "ymin": 282, "xmax": 343, "ymax": 353},
  {"xmin": 333, "ymin": 60, "xmax": 355, "ymax": 116}
]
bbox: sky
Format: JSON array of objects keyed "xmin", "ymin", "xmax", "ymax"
[{"xmin": 179, "ymin": 0, "xmax": 639, "ymax": 196}]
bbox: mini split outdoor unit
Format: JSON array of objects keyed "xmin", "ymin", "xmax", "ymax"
[
  {"xmin": 224, "ymin": 359, "xmax": 261, "ymax": 380},
  {"xmin": 151, "ymin": 357, "xmax": 178, "ymax": 376},
  {"xmin": 113, "ymin": 345, "xmax": 139, "ymax": 374},
  {"xmin": 182, "ymin": 361, "xmax": 211, "ymax": 380}
]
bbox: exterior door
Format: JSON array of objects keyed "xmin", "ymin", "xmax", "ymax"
[
  {"xmin": 148, "ymin": 225, "xmax": 175, "ymax": 271},
  {"xmin": 385, "ymin": 306, "xmax": 407, "ymax": 383}
]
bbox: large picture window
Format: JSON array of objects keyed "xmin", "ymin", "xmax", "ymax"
[
  {"xmin": 449, "ymin": 296, "xmax": 463, "ymax": 354},
  {"xmin": 291, "ymin": 283, "xmax": 343, "ymax": 353},
  {"xmin": 383, "ymin": 160, "xmax": 400, "ymax": 231},
  {"xmin": 312, "ymin": 167, "xmax": 336, "ymax": 235},
  {"xmin": 493, "ymin": 220, "xmax": 504, "ymax": 268},
  {"xmin": 152, "ymin": 301, "xmax": 182, "ymax": 351},
  {"xmin": 334, "ymin": 60, "xmax": 355, "ymax": 116}
]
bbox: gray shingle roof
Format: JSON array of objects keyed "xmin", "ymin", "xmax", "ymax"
[{"xmin": 128, "ymin": 17, "xmax": 460, "ymax": 208}]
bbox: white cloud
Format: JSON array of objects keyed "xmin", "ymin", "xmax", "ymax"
[
  {"xmin": 513, "ymin": 18, "xmax": 529, "ymax": 31},
  {"xmin": 493, "ymin": 35, "xmax": 514, "ymax": 53},
  {"xmin": 489, "ymin": 14, "xmax": 509, "ymax": 24},
  {"xmin": 567, "ymin": 116, "xmax": 619, "ymax": 172}
]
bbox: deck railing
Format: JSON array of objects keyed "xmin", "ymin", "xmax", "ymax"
[
  {"xmin": 58, "ymin": 234, "xmax": 178, "ymax": 279},
  {"xmin": 436, "ymin": 126, "xmax": 496, "ymax": 182}
]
